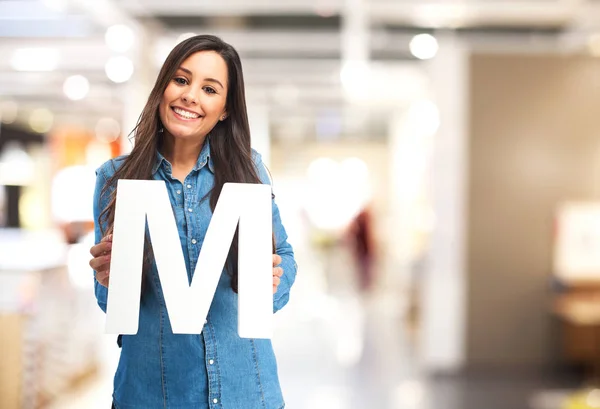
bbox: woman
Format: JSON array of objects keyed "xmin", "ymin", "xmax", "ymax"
[{"xmin": 88, "ymin": 35, "xmax": 297, "ymax": 409}]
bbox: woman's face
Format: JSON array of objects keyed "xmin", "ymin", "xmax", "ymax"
[{"xmin": 159, "ymin": 50, "xmax": 229, "ymax": 142}]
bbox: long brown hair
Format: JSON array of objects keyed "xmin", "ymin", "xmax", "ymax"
[{"xmin": 99, "ymin": 34, "xmax": 269, "ymax": 292}]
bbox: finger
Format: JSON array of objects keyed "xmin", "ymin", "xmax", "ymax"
[
  {"xmin": 272, "ymin": 276, "xmax": 281, "ymax": 287},
  {"xmin": 273, "ymin": 267, "xmax": 283, "ymax": 277},
  {"xmin": 90, "ymin": 241, "xmax": 112, "ymax": 257},
  {"xmin": 95, "ymin": 269, "xmax": 110, "ymax": 283},
  {"xmin": 89, "ymin": 255, "xmax": 111, "ymax": 271},
  {"xmin": 273, "ymin": 285, "xmax": 278, "ymax": 294},
  {"xmin": 97, "ymin": 275, "xmax": 110, "ymax": 289},
  {"xmin": 90, "ymin": 263, "xmax": 110, "ymax": 276},
  {"xmin": 101, "ymin": 234, "xmax": 113, "ymax": 243},
  {"xmin": 272, "ymin": 254, "xmax": 282, "ymax": 266},
  {"xmin": 89, "ymin": 253, "xmax": 111, "ymax": 268}
]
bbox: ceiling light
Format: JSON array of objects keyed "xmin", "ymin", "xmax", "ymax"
[
  {"xmin": 105, "ymin": 24, "xmax": 135, "ymax": 53},
  {"xmin": 105, "ymin": 56, "xmax": 134, "ymax": 83},
  {"xmin": 29, "ymin": 108, "xmax": 54, "ymax": 134},
  {"xmin": 409, "ymin": 34, "xmax": 439, "ymax": 60},
  {"xmin": 63, "ymin": 75, "xmax": 90, "ymax": 101}
]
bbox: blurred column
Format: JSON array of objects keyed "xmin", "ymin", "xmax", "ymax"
[
  {"xmin": 341, "ymin": 0, "xmax": 369, "ymax": 64},
  {"xmin": 340, "ymin": 0, "xmax": 369, "ymax": 104},
  {"xmin": 248, "ymin": 105, "xmax": 271, "ymax": 168},
  {"xmin": 388, "ymin": 102, "xmax": 434, "ymax": 299},
  {"xmin": 419, "ymin": 33, "xmax": 468, "ymax": 372},
  {"xmin": 120, "ymin": 24, "xmax": 160, "ymax": 153}
]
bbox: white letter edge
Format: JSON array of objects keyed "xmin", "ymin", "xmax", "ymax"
[{"xmin": 105, "ymin": 180, "xmax": 273, "ymax": 339}]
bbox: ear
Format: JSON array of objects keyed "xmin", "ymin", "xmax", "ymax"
[{"xmin": 220, "ymin": 111, "xmax": 228, "ymax": 121}]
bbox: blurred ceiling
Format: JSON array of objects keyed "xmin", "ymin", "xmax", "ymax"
[{"xmin": 0, "ymin": 0, "xmax": 599, "ymax": 141}]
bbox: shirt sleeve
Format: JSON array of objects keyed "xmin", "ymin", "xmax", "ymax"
[
  {"xmin": 92, "ymin": 166, "xmax": 110, "ymax": 313},
  {"xmin": 252, "ymin": 151, "xmax": 298, "ymax": 313}
]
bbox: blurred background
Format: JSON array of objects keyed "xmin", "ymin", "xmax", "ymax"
[{"xmin": 4, "ymin": 0, "xmax": 600, "ymax": 408}]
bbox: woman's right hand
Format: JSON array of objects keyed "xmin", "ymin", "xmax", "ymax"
[{"xmin": 89, "ymin": 234, "xmax": 112, "ymax": 288}]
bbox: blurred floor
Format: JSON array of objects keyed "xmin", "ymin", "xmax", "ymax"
[{"xmin": 47, "ymin": 243, "xmax": 579, "ymax": 409}]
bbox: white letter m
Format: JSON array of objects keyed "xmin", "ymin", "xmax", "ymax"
[{"xmin": 105, "ymin": 180, "xmax": 273, "ymax": 339}]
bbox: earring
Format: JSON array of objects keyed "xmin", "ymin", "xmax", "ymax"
[
  {"xmin": 221, "ymin": 116, "xmax": 226, "ymax": 121},
  {"xmin": 158, "ymin": 125, "xmax": 164, "ymax": 133}
]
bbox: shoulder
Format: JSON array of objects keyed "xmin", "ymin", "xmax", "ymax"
[
  {"xmin": 251, "ymin": 148, "xmax": 263, "ymax": 165},
  {"xmin": 251, "ymin": 149, "xmax": 265, "ymax": 175},
  {"xmin": 95, "ymin": 154, "xmax": 129, "ymax": 179},
  {"xmin": 251, "ymin": 149, "xmax": 273, "ymax": 185}
]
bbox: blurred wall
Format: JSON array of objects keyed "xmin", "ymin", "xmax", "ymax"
[{"xmin": 467, "ymin": 53, "xmax": 600, "ymax": 370}]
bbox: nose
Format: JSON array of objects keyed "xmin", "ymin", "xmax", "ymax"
[{"xmin": 182, "ymin": 90, "xmax": 198, "ymax": 105}]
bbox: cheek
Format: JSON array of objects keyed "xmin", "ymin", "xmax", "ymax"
[
  {"xmin": 207, "ymin": 98, "xmax": 226, "ymax": 117},
  {"xmin": 160, "ymin": 85, "xmax": 176, "ymax": 114}
]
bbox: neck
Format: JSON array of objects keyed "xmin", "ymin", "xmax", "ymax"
[{"xmin": 160, "ymin": 133, "xmax": 206, "ymax": 181}]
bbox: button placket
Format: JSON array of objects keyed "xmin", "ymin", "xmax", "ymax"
[{"xmin": 204, "ymin": 327, "xmax": 221, "ymax": 408}]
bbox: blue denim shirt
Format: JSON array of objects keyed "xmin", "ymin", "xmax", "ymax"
[{"xmin": 92, "ymin": 140, "xmax": 297, "ymax": 409}]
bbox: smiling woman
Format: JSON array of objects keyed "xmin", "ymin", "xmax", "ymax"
[
  {"xmin": 159, "ymin": 51, "xmax": 228, "ymax": 155},
  {"xmin": 87, "ymin": 35, "xmax": 297, "ymax": 409}
]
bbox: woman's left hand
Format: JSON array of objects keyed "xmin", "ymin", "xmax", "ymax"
[{"xmin": 272, "ymin": 254, "xmax": 284, "ymax": 294}]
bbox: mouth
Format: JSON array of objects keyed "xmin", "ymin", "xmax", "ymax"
[{"xmin": 171, "ymin": 106, "xmax": 202, "ymax": 121}]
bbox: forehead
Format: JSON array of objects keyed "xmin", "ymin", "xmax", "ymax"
[{"xmin": 179, "ymin": 51, "xmax": 228, "ymax": 82}]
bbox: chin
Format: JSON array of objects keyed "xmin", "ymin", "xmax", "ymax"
[{"xmin": 165, "ymin": 125, "xmax": 203, "ymax": 140}]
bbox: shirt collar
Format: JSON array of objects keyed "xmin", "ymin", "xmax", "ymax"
[{"xmin": 152, "ymin": 137, "xmax": 214, "ymax": 175}]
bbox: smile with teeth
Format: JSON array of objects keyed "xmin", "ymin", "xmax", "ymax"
[{"xmin": 172, "ymin": 107, "xmax": 201, "ymax": 119}]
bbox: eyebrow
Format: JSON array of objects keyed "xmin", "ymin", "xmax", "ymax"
[{"xmin": 177, "ymin": 66, "xmax": 224, "ymax": 90}]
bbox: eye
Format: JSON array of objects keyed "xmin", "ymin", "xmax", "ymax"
[
  {"xmin": 174, "ymin": 77, "xmax": 188, "ymax": 85},
  {"xmin": 203, "ymin": 86, "xmax": 216, "ymax": 94}
]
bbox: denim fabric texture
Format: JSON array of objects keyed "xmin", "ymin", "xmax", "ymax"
[{"xmin": 93, "ymin": 139, "xmax": 296, "ymax": 409}]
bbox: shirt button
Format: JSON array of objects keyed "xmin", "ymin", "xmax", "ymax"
[
  {"xmin": 192, "ymin": 239, "xmax": 197, "ymax": 244},
  {"xmin": 187, "ymin": 184, "xmax": 192, "ymax": 189},
  {"xmin": 213, "ymin": 398, "xmax": 218, "ymax": 404},
  {"xmin": 188, "ymin": 208, "xmax": 193, "ymax": 212},
  {"xmin": 176, "ymin": 190, "xmax": 181, "ymax": 194},
  {"xmin": 209, "ymin": 359, "xmax": 214, "ymax": 365}
]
